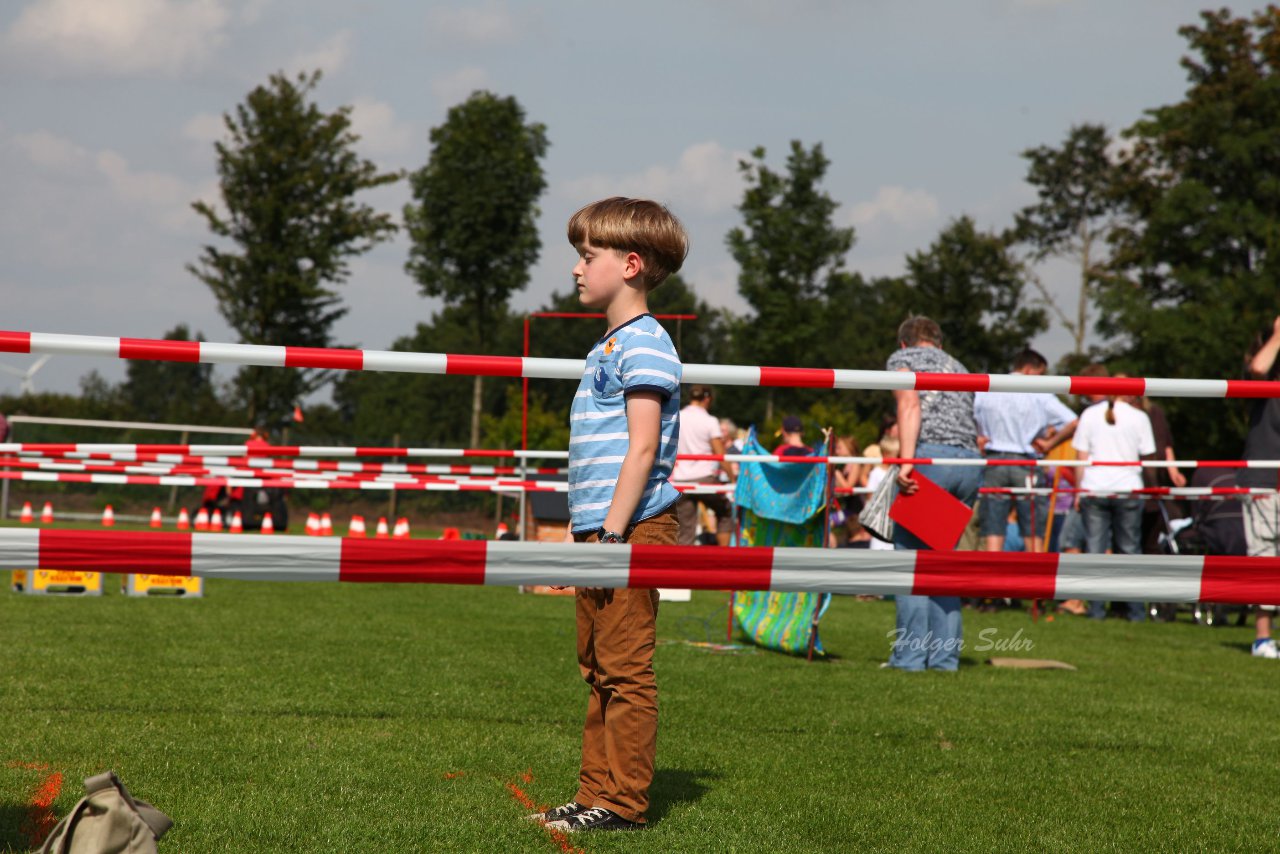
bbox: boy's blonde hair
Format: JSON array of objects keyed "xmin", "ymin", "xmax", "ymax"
[
  {"xmin": 567, "ymin": 197, "xmax": 689, "ymax": 288},
  {"xmin": 879, "ymin": 436, "xmax": 901, "ymax": 458}
]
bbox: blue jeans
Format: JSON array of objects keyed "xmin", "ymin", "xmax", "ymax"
[
  {"xmin": 1081, "ymin": 496, "xmax": 1145, "ymax": 621},
  {"xmin": 979, "ymin": 453, "xmax": 1050, "ymax": 540},
  {"xmin": 888, "ymin": 443, "xmax": 983, "ymax": 671}
]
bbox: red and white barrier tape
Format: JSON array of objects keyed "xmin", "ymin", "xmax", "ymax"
[
  {"xmin": 0, "ymin": 455, "xmax": 569, "ymax": 486},
  {"xmin": 2, "ymin": 455, "xmax": 1267, "ymax": 500},
  {"xmin": 2, "ymin": 328, "xmax": 1275, "ymax": 397},
  {"xmin": 0, "ymin": 528, "xmax": 1275, "ymax": 602},
  {"xmin": 7, "ymin": 443, "xmax": 1280, "ymax": 470},
  {"xmin": 977, "ymin": 486, "xmax": 1270, "ymax": 498},
  {"xmin": 1, "ymin": 443, "xmax": 564, "ymax": 459},
  {"xmin": 0, "ymin": 468, "xmax": 735, "ymax": 495},
  {"xmin": 5, "ymin": 450, "xmax": 569, "ymax": 475}
]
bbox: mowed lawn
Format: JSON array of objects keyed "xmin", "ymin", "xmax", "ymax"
[{"xmin": 0, "ymin": 546, "xmax": 1270, "ymax": 853}]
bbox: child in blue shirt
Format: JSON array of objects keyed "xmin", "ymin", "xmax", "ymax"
[{"xmin": 534, "ymin": 197, "xmax": 688, "ymax": 834}]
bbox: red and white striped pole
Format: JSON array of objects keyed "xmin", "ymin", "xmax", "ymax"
[
  {"xmin": 0, "ymin": 528, "xmax": 1275, "ymax": 603},
  {"xmin": 3, "ymin": 328, "xmax": 1280, "ymax": 397}
]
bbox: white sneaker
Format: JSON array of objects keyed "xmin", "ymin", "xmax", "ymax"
[{"xmin": 1252, "ymin": 639, "xmax": 1279, "ymax": 659}]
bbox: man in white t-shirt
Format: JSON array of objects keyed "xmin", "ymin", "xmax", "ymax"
[
  {"xmin": 672, "ymin": 385, "xmax": 735, "ymax": 545},
  {"xmin": 1074, "ymin": 387, "xmax": 1156, "ymax": 621}
]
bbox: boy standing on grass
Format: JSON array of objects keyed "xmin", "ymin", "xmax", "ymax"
[{"xmin": 532, "ymin": 197, "xmax": 687, "ymax": 833}]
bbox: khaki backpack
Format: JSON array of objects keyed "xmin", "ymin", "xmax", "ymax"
[{"xmin": 39, "ymin": 771, "xmax": 172, "ymax": 854}]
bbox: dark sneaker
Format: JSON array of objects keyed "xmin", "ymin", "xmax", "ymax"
[
  {"xmin": 525, "ymin": 801, "xmax": 585, "ymax": 823},
  {"xmin": 545, "ymin": 806, "xmax": 643, "ymax": 833}
]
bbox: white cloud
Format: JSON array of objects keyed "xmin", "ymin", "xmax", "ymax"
[
  {"xmin": 846, "ymin": 185, "xmax": 940, "ymax": 230},
  {"xmin": 348, "ymin": 98, "xmax": 414, "ymax": 159},
  {"xmin": 562, "ymin": 141, "xmax": 748, "ymax": 217},
  {"xmin": 426, "ymin": 3, "xmax": 517, "ymax": 46},
  {"xmin": 13, "ymin": 130, "xmax": 92, "ymax": 174},
  {"xmin": 286, "ymin": 29, "xmax": 351, "ymax": 76},
  {"xmin": 3, "ymin": 0, "xmax": 231, "ymax": 76},
  {"xmin": 430, "ymin": 66, "xmax": 493, "ymax": 106},
  {"xmin": 95, "ymin": 150, "xmax": 197, "ymax": 231},
  {"xmin": 181, "ymin": 112, "xmax": 227, "ymax": 147},
  {"xmin": 237, "ymin": 0, "xmax": 269, "ymax": 24},
  {"xmin": 9, "ymin": 128, "xmax": 203, "ymax": 236}
]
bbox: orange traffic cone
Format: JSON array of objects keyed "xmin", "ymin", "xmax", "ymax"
[
  {"xmin": 19, "ymin": 502, "xmax": 33, "ymax": 524},
  {"xmin": 348, "ymin": 515, "xmax": 366, "ymax": 537},
  {"xmin": 40, "ymin": 502, "xmax": 54, "ymax": 524},
  {"xmin": 441, "ymin": 527, "xmax": 461, "ymax": 541},
  {"xmin": 375, "ymin": 517, "xmax": 389, "ymax": 539},
  {"xmin": 149, "ymin": 507, "xmax": 163, "ymax": 528},
  {"xmin": 210, "ymin": 509, "xmax": 224, "ymax": 532},
  {"xmin": 320, "ymin": 512, "xmax": 333, "ymax": 536},
  {"xmin": 261, "ymin": 512, "xmax": 275, "ymax": 535},
  {"xmin": 101, "ymin": 505, "xmax": 115, "ymax": 527},
  {"xmin": 194, "ymin": 507, "xmax": 210, "ymax": 532},
  {"xmin": 305, "ymin": 512, "xmax": 320, "ymax": 536},
  {"xmin": 229, "ymin": 511, "xmax": 244, "ymax": 533},
  {"xmin": 393, "ymin": 518, "xmax": 411, "ymax": 540},
  {"xmin": 176, "ymin": 507, "xmax": 191, "ymax": 530}
]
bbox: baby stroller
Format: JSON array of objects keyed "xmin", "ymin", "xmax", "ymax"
[{"xmin": 1149, "ymin": 470, "xmax": 1249, "ymax": 626}]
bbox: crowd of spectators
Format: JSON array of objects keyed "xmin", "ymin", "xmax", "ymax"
[{"xmin": 673, "ymin": 312, "xmax": 1279, "ymax": 663}]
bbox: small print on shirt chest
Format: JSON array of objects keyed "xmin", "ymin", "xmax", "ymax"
[{"xmin": 592, "ymin": 338, "xmax": 623, "ymax": 398}]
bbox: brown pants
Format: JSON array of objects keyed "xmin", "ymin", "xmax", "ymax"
[
  {"xmin": 572, "ymin": 509, "xmax": 678, "ymax": 823},
  {"xmin": 674, "ymin": 479, "xmax": 734, "ymax": 546}
]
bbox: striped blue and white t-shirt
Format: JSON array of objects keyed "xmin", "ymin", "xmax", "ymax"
[{"xmin": 568, "ymin": 314, "xmax": 683, "ymax": 534}]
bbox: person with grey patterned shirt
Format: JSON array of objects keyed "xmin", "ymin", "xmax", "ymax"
[{"xmin": 883, "ymin": 316, "xmax": 982, "ymax": 672}]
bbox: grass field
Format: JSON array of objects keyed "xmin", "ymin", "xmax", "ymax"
[{"xmin": 0, "ymin": 541, "xmax": 1271, "ymax": 852}]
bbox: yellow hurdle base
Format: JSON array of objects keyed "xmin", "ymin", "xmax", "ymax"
[
  {"xmin": 24, "ymin": 569, "xmax": 103, "ymax": 596},
  {"xmin": 123, "ymin": 574, "xmax": 204, "ymax": 598}
]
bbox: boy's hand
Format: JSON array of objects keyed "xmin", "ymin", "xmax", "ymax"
[{"xmin": 550, "ymin": 527, "xmax": 576, "ymax": 589}]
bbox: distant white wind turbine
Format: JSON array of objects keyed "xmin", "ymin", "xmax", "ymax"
[{"xmin": 0, "ymin": 355, "xmax": 51, "ymax": 395}]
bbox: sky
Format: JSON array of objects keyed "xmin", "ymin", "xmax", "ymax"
[{"xmin": 0, "ymin": 0, "xmax": 1223, "ymax": 397}]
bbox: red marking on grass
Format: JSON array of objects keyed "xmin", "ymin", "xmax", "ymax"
[
  {"xmin": 9, "ymin": 761, "xmax": 63, "ymax": 848},
  {"xmin": 443, "ymin": 771, "xmax": 466, "ymax": 780},
  {"xmin": 504, "ymin": 772, "xmax": 587, "ymax": 854},
  {"xmin": 505, "ymin": 780, "xmax": 539, "ymax": 811}
]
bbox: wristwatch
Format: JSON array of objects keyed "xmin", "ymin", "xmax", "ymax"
[{"xmin": 597, "ymin": 529, "xmax": 626, "ymax": 544}]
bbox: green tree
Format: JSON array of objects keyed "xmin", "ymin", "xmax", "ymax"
[
  {"xmin": 188, "ymin": 70, "xmax": 399, "ymax": 427},
  {"xmin": 1014, "ymin": 123, "xmax": 1124, "ymax": 358},
  {"xmin": 481, "ymin": 385, "xmax": 570, "ymax": 453},
  {"xmin": 727, "ymin": 141, "xmax": 856, "ymax": 421},
  {"xmin": 1100, "ymin": 7, "xmax": 1280, "ymax": 457},
  {"xmin": 897, "ymin": 216, "xmax": 1046, "ymax": 373},
  {"xmin": 404, "ymin": 91, "xmax": 549, "ymax": 447},
  {"xmin": 119, "ymin": 325, "xmax": 223, "ymax": 425}
]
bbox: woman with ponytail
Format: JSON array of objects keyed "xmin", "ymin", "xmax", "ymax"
[{"xmin": 1073, "ymin": 366, "xmax": 1157, "ymax": 621}]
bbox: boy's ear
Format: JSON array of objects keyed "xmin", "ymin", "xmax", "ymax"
[{"xmin": 623, "ymin": 251, "xmax": 645, "ymax": 283}]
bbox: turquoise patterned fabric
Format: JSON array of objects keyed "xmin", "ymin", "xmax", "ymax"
[
  {"xmin": 732, "ymin": 428, "xmax": 832, "ymax": 656},
  {"xmin": 734, "ymin": 429, "xmax": 830, "ymax": 524}
]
